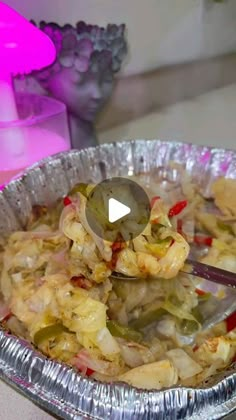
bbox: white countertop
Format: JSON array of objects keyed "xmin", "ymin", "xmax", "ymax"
[
  {"xmin": 99, "ymin": 83, "xmax": 236, "ymax": 150},
  {"xmin": 0, "ymin": 381, "xmax": 55, "ymax": 420},
  {"xmin": 1, "ymin": 83, "xmax": 236, "ymax": 419}
]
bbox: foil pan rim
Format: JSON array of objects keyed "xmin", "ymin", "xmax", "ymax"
[
  {"xmin": 1, "ymin": 324, "xmax": 236, "ymax": 420},
  {"xmin": 0, "ymin": 139, "xmax": 236, "ymax": 419}
]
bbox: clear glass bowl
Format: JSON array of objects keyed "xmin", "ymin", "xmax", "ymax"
[{"xmin": 0, "ymin": 93, "xmax": 71, "ymax": 184}]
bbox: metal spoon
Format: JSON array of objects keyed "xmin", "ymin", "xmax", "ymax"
[
  {"xmin": 110, "ymin": 260, "xmax": 236, "ymax": 334},
  {"xmin": 111, "ymin": 259, "xmax": 236, "ymax": 289}
]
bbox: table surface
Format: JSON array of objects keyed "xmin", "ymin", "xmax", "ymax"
[
  {"xmin": 0, "ymin": 381, "xmax": 55, "ymax": 420},
  {"xmin": 99, "ymin": 83, "xmax": 236, "ymax": 151},
  {"xmin": 1, "ymin": 83, "xmax": 236, "ymax": 419}
]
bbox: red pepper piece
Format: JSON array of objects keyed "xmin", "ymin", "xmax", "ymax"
[
  {"xmin": 109, "ymin": 240, "xmax": 126, "ymax": 270},
  {"xmin": 232, "ymin": 354, "xmax": 236, "ymax": 363},
  {"xmin": 108, "ymin": 255, "xmax": 118, "ymax": 270},
  {"xmin": 63, "ymin": 196, "xmax": 72, "ymax": 206},
  {"xmin": 226, "ymin": 311, "xmax": 236, "ymax": 332},
  {"xmin": 194, "ymin": 235, "xmax": 213, "ymax": 247},
  {"xmin": 151, "ymin": 218, "xmax": 160, "ymax": 224},
  {"xmin": 195, "ymin": 288, "xmax": 207, "ymax": 296},
  {"xmin": 177, "ymin": 219, "xmax": 183, "ymax": 234},
  {"xmin": 70, "ymin": 276, "xmax": 92, "ymax": 290},
  {"xmin": 112, "ymin": 241, "xmax": 125, "ymax": 253},
  {"xmin": 150, "ymin": 196, "xmax": 160, "ymax": 209},
  {"xmin": 168, "ymin": 200, "xmax": 188, "ymax": 217},
  {"xmin": 193, "ymin": 345, "xmax": 199, "ymax": 352},
  {"xmin": 75, "ymin": 363, "xmax": 94, "ymax": 376},
  {"xmin": 86, "ymin": 367, "xmax": 94, "ymax": 376},
  {"xmin": 72, "ymin": 351, "xmax": 95, "ymax": 376},
  {"xmin": 2, "ymin": 311, "xmax": 12, "ymax": 322}
]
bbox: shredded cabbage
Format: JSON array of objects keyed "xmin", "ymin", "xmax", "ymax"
[{"xmin": 0, "ymin": 173, "xmax": 235, "ymax": 389}]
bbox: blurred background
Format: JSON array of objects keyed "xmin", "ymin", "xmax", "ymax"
[{"xmin": 5, "ymin": 0, "xmax": 236, "ymax": 150}]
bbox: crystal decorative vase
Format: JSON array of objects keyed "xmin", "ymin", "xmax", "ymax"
[{"xmin": 0, "ymin": 93, "xmax": 70, "ymax": 185}]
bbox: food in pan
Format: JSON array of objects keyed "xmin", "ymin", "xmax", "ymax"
[{"xmin": 0, "ymin": 170, "xmax": 235, "ymax": 390}]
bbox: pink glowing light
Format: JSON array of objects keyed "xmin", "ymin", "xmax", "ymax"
[
  {"xmin": 0, "ymin": 1, "xmax": 56, "ymax": 124},
  {"xmin": 0, "ymin": 2, "xmax": 61, "ymax": 183},
  {"xmin": 0, "ymin": 2, "xmax": 56, "ymax": 75},
  {"xmin": 0, "ymin": 127, "xmax": 69, "ymax": 185}
]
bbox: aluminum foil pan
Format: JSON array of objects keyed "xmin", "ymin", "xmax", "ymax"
[{"xmin": 0, "ymin": 139, "xmax": 236, "ymax": 420}]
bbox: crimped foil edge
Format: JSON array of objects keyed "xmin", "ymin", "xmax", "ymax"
[{"xmin": 0, "ymin": 139, "xmax": 236, "ymax": 419}]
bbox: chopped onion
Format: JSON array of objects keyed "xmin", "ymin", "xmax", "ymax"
[
  {"xmin": 167, "ymin": 348, "xmax": 202, "ymax": 380},
  {"xmin": 156, "ymin": 318, "xmax": 176, "ymax": 338},
  {"xmin": 118, "ymin": 359, "xmax": 178, "ymax": 390},
  {"xmin": 11, "ymin": 272, "xmax": 22, "ymax": 283},
  {"xmin": 96, "ymin": 327, "xmax": 120, "ymax": 356},
  {"xmin": 119, "ymin": 342, "xmax": 143, "ymax": 368},
  {"xmin": 72, "ymin": 349, "xmax": 120, "ymax": 376}
]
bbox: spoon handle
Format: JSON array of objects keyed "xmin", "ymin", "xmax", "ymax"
[
  {"xmin": 111, "ymin": 260, "xmax": 236, "ymax": 288},
  {"xmin": 184, "ymin": 259, "xmax": 236, "ymax": 289}
]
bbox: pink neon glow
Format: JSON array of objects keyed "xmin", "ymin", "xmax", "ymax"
[
  {"xmin": 0, "ymin": 127, "xmax": 69, "ymax": 184},
  {"xmin": 0, "ymin": 2, "xmax": 62, "ymax": 181},
  {"xmin": 0, "ymin": 1, "xmax": 56, "ymax": 123},
  {"xmin": 0, "ymin": 2, "xmax": 56, "ymax": 74}
]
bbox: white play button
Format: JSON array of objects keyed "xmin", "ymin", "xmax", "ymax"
[
  {"xmin": 85, "ymin": 177, "xmax": 150, "ymax": 242},
  {"xmin": 108, "ymin": 198, "xmax": 131, "ymax": 223}
]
